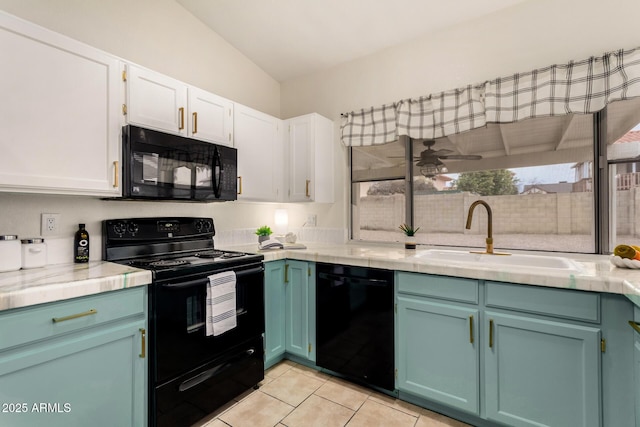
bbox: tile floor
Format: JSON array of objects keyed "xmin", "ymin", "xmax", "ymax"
[{"xmin": 194, "ymin": 360, "xmax": 471, "ymax": 427}]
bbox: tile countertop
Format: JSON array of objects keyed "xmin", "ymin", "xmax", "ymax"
[
  {"xmin": 221, "ymin": 242, "xmax": 640, "ymax": 308},
  {"xmin": 3, "ymin": 242, "xmax": 640, "ymax": 312},
  {"xmin": 0, "ymin": 261, "xmax": 152, "ymax": 312}
]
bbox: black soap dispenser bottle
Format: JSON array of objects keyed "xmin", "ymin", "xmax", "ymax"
[{"xmin": 74, "ymin": 223, "xmax": 90, "ymax": 263}]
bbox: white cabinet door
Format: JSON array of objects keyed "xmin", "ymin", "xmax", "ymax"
[
  {"xmin": 126, "ymin": 64, "xmax": 188, "ymax": 135},
  {"xmin": 288, "ymin": 116, "xmax": 313, "ymax": 201},
  {"xmin": 234, "ymin": 104, "xmax": 283, "ymax": 201},
  {"xmin": 188, "ymin": 87, "xmax": 234, "ymax": 146},
  {"xmin": 0, "ymin": 11, "xmax": 121, "ymax": 196},
  {"xmin": 284, "ymin": 113, "xmax": 334, "ymax": 203}
]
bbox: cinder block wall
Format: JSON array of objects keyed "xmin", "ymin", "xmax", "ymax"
[{"xmin": 359, "ymin": 191, "xmax": 599, "ymax": 235}]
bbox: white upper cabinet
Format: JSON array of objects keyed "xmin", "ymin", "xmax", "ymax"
[
  {"xmin": 188, "ymin": 86, "xmax": 234, "ymax": 146},
  {"xmin": 234, "ymin": 104, "xmax": 283, "ymax": 201},
  {"xmin": 125, "ymin": 64, "xmax": 233, "ymax": 146},
  {"xmin": 284, "ymin": 113, "xmax": 334, "ymax": 203},
  {"xmin": 125, "ymin": 64, "xmax": 188, "ymax": 136},
  {"xmin": 0, "ymin": 11, "xmax": 121, "ymax": 196}
]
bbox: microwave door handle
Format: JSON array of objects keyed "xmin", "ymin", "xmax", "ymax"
[{"xmin": 213, "ymin": 147, "xmax": 222, "ymax": 198}]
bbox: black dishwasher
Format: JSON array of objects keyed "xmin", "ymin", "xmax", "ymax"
[{"xmin": 316, "ymin": 263, "xmax": 394, "ymax": 391}]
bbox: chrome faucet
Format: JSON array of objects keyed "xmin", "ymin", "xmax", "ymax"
[{"xmin": 465, "ymin": 200, "xmax": 498, "ymax": 255}]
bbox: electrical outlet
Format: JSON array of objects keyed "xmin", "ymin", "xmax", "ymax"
[
  {"xmin": 306, "ymin": 214, "xmax": 317, "ymax": 227},
  {"xmin": 41, "ymin": 213, "xmax": 61, "ymax": 236}
]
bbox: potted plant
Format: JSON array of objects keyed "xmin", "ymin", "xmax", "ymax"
[
  {"xmin": 255, "ymin": 225, "xmax": 273, "ymax": 243},
  {"xmin": 399, "ymin": 223, "xmax": 420, "ymax": 249}
]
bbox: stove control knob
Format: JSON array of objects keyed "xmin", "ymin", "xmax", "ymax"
[
  {"xmin": 113, "ymin": 222, "xmax": 126, "ymax": 235},
  {"xmin": 196, "ymin": 219, "xmax": 212, "ymax": 232},
  {"xmin": 128, "ymin": 223, "xmax": 139, "ymax": 235}
]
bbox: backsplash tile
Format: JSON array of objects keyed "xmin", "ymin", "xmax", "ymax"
[{"xmin": 214, "ymin": 228, "xmax": 347, "ymax": 247}]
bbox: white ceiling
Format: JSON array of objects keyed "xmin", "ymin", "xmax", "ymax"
[{"xmin": 176, "ymin": 0, "xmax": 529, "ymax": 82}]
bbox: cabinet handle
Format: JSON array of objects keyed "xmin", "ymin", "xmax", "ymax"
[
  {"xmin": 139, "ymin": 328, "xmax": 146, "ymax": 358},
  {"xmin": 305, "ymin": 180, "xmax": 311, "ymax": 198},
  {"xmin": 52, "ymin": 308, "xmax": 97, "ymax": 323},
  {"xmin": 113, "ymin": 161, "xmax": 119, "ymax": 188},
  {"xmin": 629, "ymin": 320, "xmax": 640, "ymax": 335},
  {"xmin": 284, "ymin": 264, "xmax": 289, "ymax": 283},
  {"xmin": 489, "ymin": 319, "xmax": 494, "ymax": 348},
  {"xmin": 179, "ymin": 107, "xmax": 185, "ymax": 130},
  {"xmin": 192, "ymin": 112, "xmax": 198, "ymax": 134},
  {"xmin": 469, "ymin": 315, "xmax": 474, "ymax": 344},
  {"xmin": 237, "ymin": 176, "xmax": 242, "ymax": 195}
]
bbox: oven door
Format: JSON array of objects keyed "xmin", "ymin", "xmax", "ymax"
[
  {"xmin": 151, "ymin": 262, "xmax": 264, "ymax": 384},
  {"xmin": 122, "ymin": 125, "xmax": 237, "ymax": 201}
]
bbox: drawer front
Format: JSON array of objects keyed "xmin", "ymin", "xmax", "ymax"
[
  {"xmin": 397, "ymin": 272, "xmax": 478, "ymax": 304},
  {"xmin": 0, "ymin": 287, "xmax": 146, "ymax": 351},
  {"xmin": 485, "ymin": 281, "xmax": 600, "ymax": 323}
]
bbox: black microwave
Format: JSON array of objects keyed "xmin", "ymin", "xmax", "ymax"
[{"xmin": 120, "ymin": 125, "xmax": 237, "ymax": 202}]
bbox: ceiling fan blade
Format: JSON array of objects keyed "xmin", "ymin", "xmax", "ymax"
[
  {"xmin": 440, "ymin": 155, "xmax": 482, "ymax": 160},
  {"xmin": 430, "ymin": 149, "xmax": 454, "ymax": 156},
  {"xmin": 388, "ymin": 155, "xmax": 420, "ymax": 160}
]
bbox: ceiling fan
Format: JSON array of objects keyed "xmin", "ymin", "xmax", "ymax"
[{"xmin": 407, "ymin": 139, "xmax": 482, "ymax": 177}]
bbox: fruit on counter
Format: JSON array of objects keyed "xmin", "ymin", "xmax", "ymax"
[{"xmin": 613, "ymin": 244, "xmax": 640, "ymax": 260}]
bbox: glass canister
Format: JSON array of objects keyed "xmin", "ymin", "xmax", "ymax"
[
  {"xmin": 0, "ymin": 235, "xmax": 21, "ymax": 272},
  {"xmin": 21, "ymin": 237, "xmax": 47, "ymax": 269}
]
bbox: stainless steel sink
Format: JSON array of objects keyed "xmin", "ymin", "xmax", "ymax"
[{"xmin": 413, "ymin": 249, "xmax": 583, "ymax": 273}]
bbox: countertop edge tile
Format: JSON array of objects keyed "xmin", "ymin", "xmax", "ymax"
[
  {"xmin": 234, "ymin": 242, "xmax": 640, "ymax": 307},
  {"xmin": 0, "ymin": 261, "xmax": 152, "ymax": 311},
  {"xmin": 5, "ymin": 242, "xmax": 640, "ymax": 311}
]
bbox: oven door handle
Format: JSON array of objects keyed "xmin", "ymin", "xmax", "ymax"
[
  {"xmin": 161, "ymin": 266, "xmax": 264, "ymax": 289},
  {"xmin": 162, "ymin": 277, "xmax": 209, "ymax": 290}
]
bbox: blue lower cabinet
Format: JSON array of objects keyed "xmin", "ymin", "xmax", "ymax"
[
  {"xmin": 264, "ymin": 260, "xmax": 286, "ymax": 368},
  {"xmin": 264, "ymin": 260, "xmax": 315, "ymax": 366},
  {"xmin": 484, "ymin": 311, "xmax": 601, "ymax": 427},
  {"xmin": 397, "ymin": 295, "xmax": 479, "ymax": 414},
  {"xmin": 284, "ymin": 260, "xmax": 316, "ymax": 362},
  {"xmin": 0, "ymin": 288, "xmax": 147, "ymax": 427}
]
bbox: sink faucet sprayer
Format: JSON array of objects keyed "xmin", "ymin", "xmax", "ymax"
[{"xmin": 465, "ymin": 200, "xmax": 509, "ymax": 256}]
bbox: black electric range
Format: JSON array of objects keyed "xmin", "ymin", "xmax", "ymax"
[{"xmin": 103, "ymin": 217, "xmax": 265, "ymax": 427}]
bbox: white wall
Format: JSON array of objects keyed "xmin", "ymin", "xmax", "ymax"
[
  {"xmin": 2, "ymin": 0, "xmax": 640, "ymax": 259},
  {"xmin": 280, "ymin": 0, "xmax": 640, "ymax": 239}
]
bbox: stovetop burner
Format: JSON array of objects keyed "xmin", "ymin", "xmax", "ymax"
[
  {"xmin": 220, "ymin": 252, "xmax": 246, "ymax": 259},
  {"xmin": 152, "ymin": 259, "xmax": 190, "ymax": 267},
  {"xmin": 135, "ymin": 259, "xmax": 191, "ymax": 268},
  {"xmin": 195, "ymin": 250, "xmax": 224, "ymax": 259}
]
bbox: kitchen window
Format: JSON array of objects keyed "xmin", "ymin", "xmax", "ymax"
[
  {"xmin": 607, "ymin": 98, "xmax": 640, "ymax": 251},
  {"xmin": 351, "ymin": 100, "xmax": 640, "ymax": 254}
]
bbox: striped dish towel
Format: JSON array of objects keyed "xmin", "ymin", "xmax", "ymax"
[{"xmin": 206, "ymin": 271, "xmax": 237, "ymax": 336}]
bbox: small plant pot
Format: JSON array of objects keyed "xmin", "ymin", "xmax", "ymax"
[
  {"xmin": 258, "ymin": 235, "xmax": 270, "ymax": 244},
  {"xmin": 404, "ymin": 238, "xmax": 417, "ymax": 249}
]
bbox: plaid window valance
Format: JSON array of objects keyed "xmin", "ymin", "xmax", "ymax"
[{"xmin": 341, "ymin": 46, "xmax": 640, "ymax": 147}]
